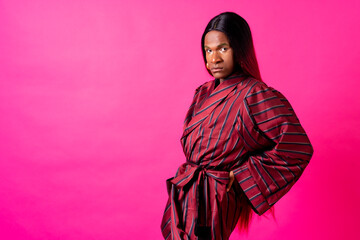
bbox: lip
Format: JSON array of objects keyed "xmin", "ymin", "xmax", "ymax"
[{"xmin": 211, "ymin": 67, "xmax": 223, "ymax": 73}]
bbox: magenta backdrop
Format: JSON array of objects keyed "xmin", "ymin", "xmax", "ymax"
[{"xmin": 0, "ymin": 0, "xmax": 359, "ymax": 239}]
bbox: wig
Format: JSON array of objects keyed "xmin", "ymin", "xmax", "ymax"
[
  {"xmin": 201, "ymin": 12, "xmax": 276, "ymax": 232},
  {"xmin": 201, "ymin": 12, "xmax": 263, "ymax": 82}
]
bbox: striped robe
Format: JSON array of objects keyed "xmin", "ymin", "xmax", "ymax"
[{"xmin": 161, "ymin": 74, "xmax": 313, "ymax": 240}]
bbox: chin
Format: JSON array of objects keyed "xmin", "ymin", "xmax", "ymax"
[{"xmin": 212, "ymin": 72, "xmax": 231, "ymax": 80}]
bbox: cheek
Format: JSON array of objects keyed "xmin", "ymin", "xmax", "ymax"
[
  {"xmin": 206, "ymin": 54, "xmax": 212, "ymax": 63},
  {"xmin": 205, "ymin": 56, "xmax": 210, "ymax": 62},
  {"xmin": 225, "ymin": 55, "xmax": 235, "ymax": 68}
]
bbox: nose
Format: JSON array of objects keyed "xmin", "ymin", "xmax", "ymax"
[{"xmin": 211, "ymin": 51, "xmax": 222, "ymax": 64}]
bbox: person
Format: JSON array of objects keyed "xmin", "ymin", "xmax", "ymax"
[{"xmin": 160, "ymin": 12, "xmax": 313, "ymax": 240}]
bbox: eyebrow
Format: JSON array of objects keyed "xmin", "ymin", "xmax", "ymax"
[{"xmin": 204, "ymin": 43, "xmax": 230, "ymax": 48}]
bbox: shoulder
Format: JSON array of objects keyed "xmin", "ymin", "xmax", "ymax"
[
  {"xmin": 244, "ymin": 79, "xmax": 288, "ymax": 104},
  {"xmin": 192, "ymin": 79, "xmax": 214, "ymax": 97},
  {"xmin": 196, "ymin": 79, "xmax": 213, "ymax": 91},
  {"xmin": 244, "ymin": 79, "xmax": 271, "ymax": 97},
  {"xmin": 243, "ymin": 79, "xmax": 299, "ymax": 121}
]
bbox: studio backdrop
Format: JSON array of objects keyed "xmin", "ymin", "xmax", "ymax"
[{"xmin": 0, "ymin": 0, "xmax": 359, "ymax": 239}]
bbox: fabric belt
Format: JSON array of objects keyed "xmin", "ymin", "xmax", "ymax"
[{"xmin": 167, "ymin": 162, "xmax": 230, "ymax": 237}]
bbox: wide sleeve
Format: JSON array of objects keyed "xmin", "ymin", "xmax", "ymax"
[{"xmin": 232, "ymin": 82, "xmax": 314, "ymax": 215}]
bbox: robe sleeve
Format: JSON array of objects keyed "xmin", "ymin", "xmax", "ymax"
[{"xmin": 233, "ymin": 82, "xmax": 314, "ymax": 215}]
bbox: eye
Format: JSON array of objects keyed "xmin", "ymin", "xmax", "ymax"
[
  {"xmin": 205, "ymin": 49, "xmax": 212, "ymax": 54},
  {"xmin": 220, "ymin": 47, "xmax": 227, "ymax": 52}
]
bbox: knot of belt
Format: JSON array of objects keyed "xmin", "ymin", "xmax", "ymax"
[{"xmin": 169, "ymin": 162, "xmax": 230, "ymax": 237}]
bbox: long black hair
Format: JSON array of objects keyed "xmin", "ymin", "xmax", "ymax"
[
  {"xmin": 201, "ymin": 12, "xmax": 275, "ymax": 233},
  {"xmin": 201, "ymin": 12, "xmax": 263, "ymax": 81}
]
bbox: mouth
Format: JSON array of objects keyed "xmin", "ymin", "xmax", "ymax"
[{"xmin": 211, "ymin": 67, "xmax": 223, "ymax": 73}]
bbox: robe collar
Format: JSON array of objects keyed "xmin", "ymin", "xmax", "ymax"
[{"xmin": 181, "ymin": 74, "xmax": 247, "ymax": 139}]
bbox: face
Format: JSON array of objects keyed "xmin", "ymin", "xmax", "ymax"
[{"xmin": 204, "ymin": 30, "xmax": 235, "ymax": 81}]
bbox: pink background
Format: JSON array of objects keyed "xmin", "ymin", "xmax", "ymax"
[{"xmin": 1, "ymin": 0, "xmax": 359, "ymax": 239}]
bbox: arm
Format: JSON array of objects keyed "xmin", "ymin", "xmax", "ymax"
[{"xmin": 232, "ymin": 82, "xmax": 314, "ymax": 215}]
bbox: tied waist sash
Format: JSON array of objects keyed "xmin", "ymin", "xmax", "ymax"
[{"xmin": 166, "ymin": 162, "xmax": 231, "ymax": 238}]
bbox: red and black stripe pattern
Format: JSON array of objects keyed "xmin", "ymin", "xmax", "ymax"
[{"xmin": 161, "ymin": 75, "xmax": 313, "ymax": 239}]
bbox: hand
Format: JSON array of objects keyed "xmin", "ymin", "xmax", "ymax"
[{"xmin": 226, "ymin": 170, "xmax": 235, "ymax": 192}]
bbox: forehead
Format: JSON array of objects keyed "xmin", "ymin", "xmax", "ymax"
[{"xmin": 204, "ymin": 30, "xmax": 230, "ymax": 47}]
